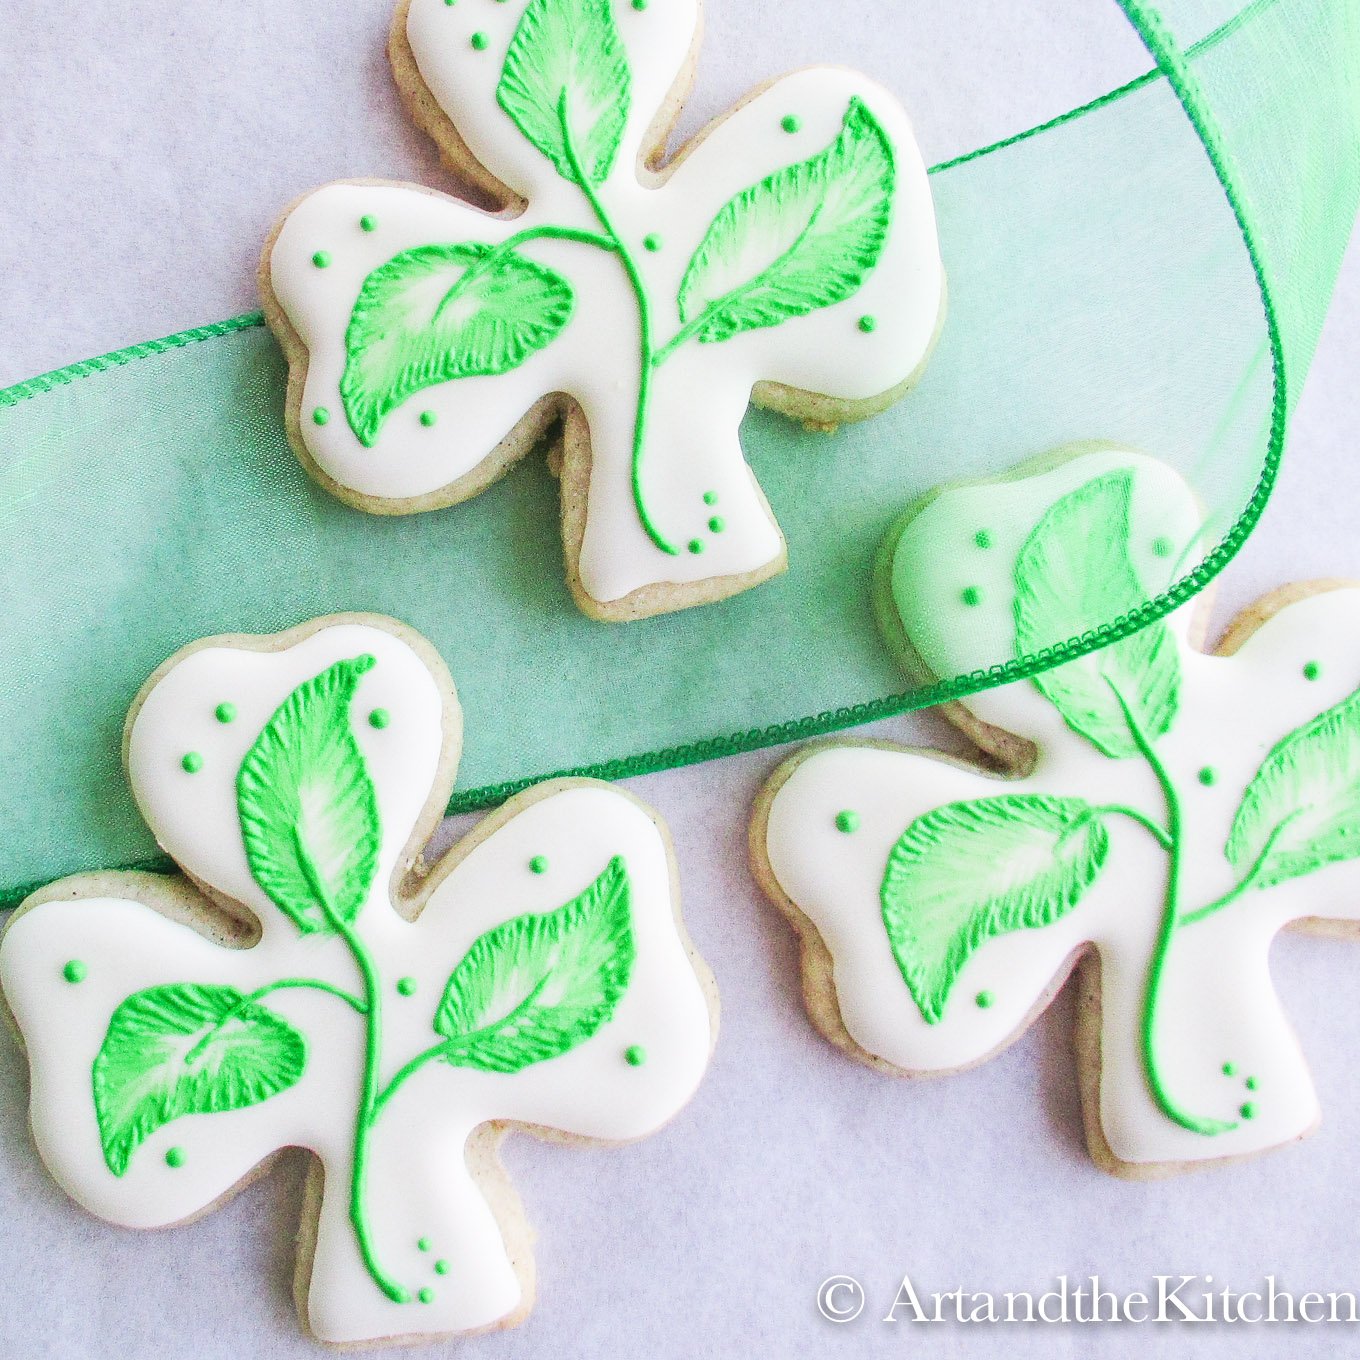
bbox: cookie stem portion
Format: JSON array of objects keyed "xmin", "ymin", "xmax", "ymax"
[
  {"xmin": 302, "ymin": 835, "xmax": 412, "ymax": 1305},
  {"xmin": 557, "ymin": 91, "xmax": 678, "ymax": 557},
  {"xmin": 1111, "ymin": 684, "xmax": 1237, "ymax": 1138}
]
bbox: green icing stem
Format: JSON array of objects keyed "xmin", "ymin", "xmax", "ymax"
[
  {"xmin": 371, "ymin": 973, "xmax": 559, "ymax": 1124},
  {"xmin": 297, "ymin": 833, "xmax": 411, "ymax": 1305},
  {"xmin": 1110, "ymin": 684, "xmax": 1237, "ymax": 1138},
  {"xmin": 183, "ymin": 976, "xmax": 366, "ymax": 1067},
  {"xmin": 1178, "ymin": 812, "xmax": 1302, "ymax": 927},
  {"xmin": 556, "ymin": 92, "xmax": 678, "ymax": 557}
]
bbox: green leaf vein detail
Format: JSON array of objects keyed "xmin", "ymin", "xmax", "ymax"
[
  {"xmin": 1014, "ymin": 469, "xmax": 1180, "ymax": 758},
  {"xmin": 434, "ymin": 854, "xmax": 635, "ymax": 1072},
  {"xmin": 340, "ymin": 243, "xmax": 575, "ymax": 447},
  {"xmin": 497, "ymin": 0, "xmax": 631, "ymax": 186},
  {"xmin": 93, "ymin": 983, "xmax": 307, "ymax": 1177},
  {"xmin": 1226, "ymin": 685, "xmax": 1360, "ymax": 891},
  {"xmin": 668, "ymin": 97, "xmax": 896, "ymax": 354},
  {"xmin": 237, "ymin": 655, "xmax": 382, "ymax": 935},
  {"xmin": 880, "ymin": 795, "xmax": 1108, "ymax": 1024}
]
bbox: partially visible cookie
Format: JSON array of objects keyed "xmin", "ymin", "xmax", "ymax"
[
  {"xmin": 753, "ymin": 446, "xmax": 1360, "ymax": 1177},
  {"xmin": 1, "ymin": 613, "xmax": 716, "ymax": 1346},
  {"xmin": 262, "ymin": 0, "xmax": 945, "ymax": 621}
]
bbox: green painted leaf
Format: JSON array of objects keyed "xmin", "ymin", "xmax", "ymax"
[
  {"xmin": 434, "ymin": 855, "xmax": 635, "ymax": 1073},
  {"xmin": 92, "ymin": 983, "xmax": 307, "ymax": 1176},
  {"xmin": 674, "ymin": 97, "xmax": 895, "ymax": 346},
  {"xmin": 497, "ymin": 0, "xmax": 630, "ymax": 185},
  {"xmin": 341, "ymin": 243, "xmax": 575, "ymax": 447},
  {"xmin": 1014, "ymin": 470, "xmax": 1180, "ymax": 759},
  {"xmin": 881, "ymin": 796, "xmax": 1108, "ymax": 1024},
  {"xmin": 1226, "ymin": 685, "xmax": 1360, "ymax": 889},
  {"xmin": 237, "ymin": 656, "xmax": 381, "ymax": 935}
]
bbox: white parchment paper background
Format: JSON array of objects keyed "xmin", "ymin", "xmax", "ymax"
[{"xmin": 1, "ymin": 1, "xmax": 1358, "ymax": 1356}]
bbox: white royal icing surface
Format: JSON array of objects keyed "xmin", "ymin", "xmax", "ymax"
[
  {"xmin": 269, "ymin": 0, "xmax": 942, "ymax": 609},
  {"xmin": 0, "ymin": 621, "xmax": 712, "ymax": 1344},
  {"xmin": 763, "ymin": 449, "xmax": 1360, "ymax": 1169}
]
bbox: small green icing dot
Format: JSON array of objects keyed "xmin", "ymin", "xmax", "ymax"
[
  {"xmin": 975, "ymin": 991, "xmax": 994, "ymax": 1010},
  {"xmin": 1240, "ymin": 1102, "xmax": 1257, "ymax": 1120},
  {"xmin": 1303, "ymin": 661, "xmax": 1321, "ymax": 681},
  {"xmin": 529, "ymin": 855, "xmax": 548, "ymax": 875},
  {"xmin": 181, "ymin": 752, "xmax": 203, "ymax": 774},
  {"xmin": 368, "ymin": 708, "xmax": 390, "ymax": 730},
  {"xmin": 858, "ymin": 315, "xmax": 877, "ymax": 334},
  {"xmin": 397, "ymin": 977, "xmax": 417, "ymax": 998},
  {"xmin": 961, "ymin": 586, "xmax": 982, "ymax": 608},
  {"xmin": 359, "ymin": 214, "xmax": 377, "ymax": 232},
  {"xmin": 688, "ymin": 539, "xmax": 705, "ymax": 555},
  {"xmin": 781, "ymin": 114, "xmax": 801, "ymax": 134},
  {"xmin": 417, "ymin": 1237, "xmax": 431, "ymax": 1253},
  {"xmin": 625, "ymin": 1045, "xmax": 647, "ymax": 1067},
  {"xmin": 312, "ymin": 406, "xmax": 330, "ymax": 426},
  {"xmin": 632, "ymin": 0, "xmax": 648, "ymax": 10},
  {"xmin": 834, "ymin": 810, "xmax": 860, "ymax": 834},
  {"xmin": 420, "ymin": 410, "xmax": 438, "ymax": 428},
  {"xmin": 470, "ymin": 31, "xmax": 489, "ymax": 49},
  {"xmin": 312, "ymin": 250, "xmax": 331, "ymax": 269},
  {"xmin": 418, "ymin": 1288, "xmax": 435, "ymax": 1304},
  {"xmin": 703, "ymin": 490, "xmax": 718, "ymax": 506},
  {"xmin": 165, "ymin": 1147, "xmax": 185, "ymax": 1169},
  {"xmin": 1152, "ymin": 536, "xmax": 1173, "ymax": 558},
  {"xmin": 1222, "ymin": 1062, "xmax": 1236, "ymax": 1077},
  {"xmin": 643, "ymin": 233, "xmax": 662, "ymax": 252},
  {"xmin": 1245, "ymin": 1076, "xmax": 1258, "ymax": 1091},
  {"xmin": 974, "ymin": 529, "xmax": 992, "ymax": 550},
  {"xmin": 434, "ymin": 1260, "xmax": 450, "ymax": 1276},
  {"xmin": 444, "ymin": 0, "xmax": 455, "ymax": 5},
  {"xmin": 1197, "ymin": 767, "xmax": 1216, "ymax": 786},
  {"xmin": 708, "ymin": 516, "xmax": 725, "ymax": 534},
  {"xmin": 62, "ymin": 960, "xmax": 87, "ymax": 985},
  {"xmin": 215, "ymin": 702, "xmax": 236, "ymax": 724}
]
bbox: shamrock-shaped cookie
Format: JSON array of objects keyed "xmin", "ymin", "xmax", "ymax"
[
  {"xmin": 753, "ymin": 447, "xmax": 1360, "ymax": 1176},
  {"xmin": 0, "ymin": 616, "xmax": 715, "ymax": 1345},
  {"xmin": 264, "ymin": 0, "xmax": 944, "ymax": 620}
]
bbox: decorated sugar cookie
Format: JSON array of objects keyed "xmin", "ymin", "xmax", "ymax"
[
  {"xmin": 263, "ymin": 0, "xmax": 944, "ymax": 621},
  {"xmin": 752, "ymin": 447, "xmax": 1360, "ymax": 1176},
  {"xmin": 0, "ymin": 616, "xmax": 715, "ymax": 1345}
]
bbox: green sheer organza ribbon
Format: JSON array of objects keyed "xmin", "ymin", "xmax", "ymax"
[{"xmin": 1, "ymin": 0, "xmax": 1357, "ymax": 906}]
